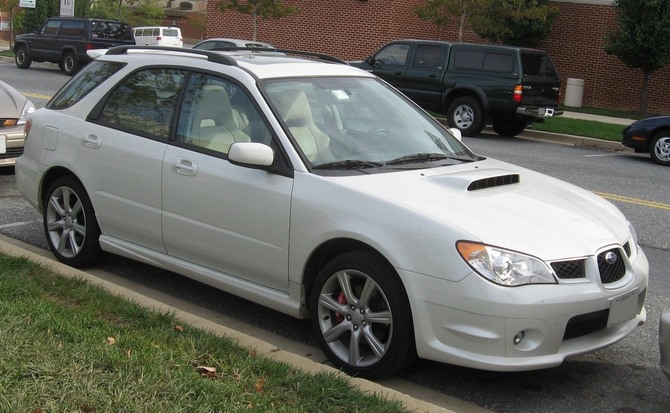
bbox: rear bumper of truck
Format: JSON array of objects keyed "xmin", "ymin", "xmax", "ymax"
[{"xmin": 517, "ymin": 107, "xmax": 564, "ymax": 120}]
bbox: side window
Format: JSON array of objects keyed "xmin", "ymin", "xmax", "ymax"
[
  {"xmin": 42, "ymin": 20, "xmax": 60, "ymax": 35},
  {"xmin": 482, "ymin": 53, "xmax": 515, "ymax": 73},
  {"xmin": 176, "ymin": 73, "xmax": 271, "ymax": 155},
  {"xmin": 413, "ymin": 45, "xmax": 444, "ymax": 69},
  {"xmin": 60, "ymin": 20, "xmax": 85, "ymax": 37},
  {"xmin": 453, "ymin": 50, "xmax": 485, "ymax": 70},
  {"xmin": 98, "ymin": 68, "xmax": 186, "ymax": 139},
  {"xmin": 374, "ymin": 43, "xmax": 409, "ymax": 66}
]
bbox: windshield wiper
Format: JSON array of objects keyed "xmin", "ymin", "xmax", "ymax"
[
  {"xmin": 312, "ymin": 159, "xmax": 384, "ymax": 170},
  {"xmin": 384, "ymin": 153, "xmax": 471, "ymax": 166}
]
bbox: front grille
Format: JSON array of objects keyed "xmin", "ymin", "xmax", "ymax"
[
  {"xmin": 597, "ymin": 248, "xmax": 626, "ymax": 284},
  {"xmin": 563, "ymin": 309, "xmax": 609, "ymax": 340},
  {"xmin": 0, "ymin": 147, "xmax": 23, "ymax": 160},
  {"xmin": 467, "ymin": 174, "xmax": 519, "ymax": 191},
  {"xmin": 551, "ymin": 259, "xmax": 586, "ymax": 279}
]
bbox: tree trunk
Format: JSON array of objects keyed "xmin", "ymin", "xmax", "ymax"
[
  {"xmin": 640, "ymin": 71, "xmax": 650, "ymax": 114},
  {"xmin": 252, "ymin": 8, "xmax": 258, "ymax": 41},
  {"xmin": 459, "ymin": 6, "xmax": 466, "ymax": 43}
]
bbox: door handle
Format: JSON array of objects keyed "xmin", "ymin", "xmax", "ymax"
[
  {"xmin": 173, "ymin": 158, "xmax": 198, "ymax": 176},
  {"xmin": 82, "ymin": 134, "xmax": 102, "ymax": 149}
]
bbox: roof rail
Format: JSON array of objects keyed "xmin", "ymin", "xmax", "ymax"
[{"xmin": 104, "ymin": 46, "xmax": 238, "ymax": 66}]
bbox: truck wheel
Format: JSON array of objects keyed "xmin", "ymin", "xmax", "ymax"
[
  {"xmin": 62, "ymin": 52, "xmax": 80, "ymax": 76},
  {"xmin": 15, "ymin": 45, "xmax": 32, "ymax": 69},
  {"xmin": 650, "ymin": 132, "xmax": 670, "ymax": 166},
  {"xmin": 492, "ymin": 117, "xmax": 527, "ymax": 137},
  {"xmin": 447, "ymin": 96, "xmax": 484, "ymax": 137}
]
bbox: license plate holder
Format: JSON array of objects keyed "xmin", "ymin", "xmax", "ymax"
[{"xmin": 608, "ymin": 288, "xmax": 638, "ymax": 327}]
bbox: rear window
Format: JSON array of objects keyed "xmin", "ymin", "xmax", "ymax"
[
  {"xmin": 47, "ymin": 61, "xmax": 125, "ymax": 110},
  {"xmin": 521, "ymin": 52, "xmax": 558, "ymax": 78},
  {"xmin": 163, "ymin": 29, "xmax": 179, "ymax": 37},
  {"xmin": 454, "ymin": 49, "xmax": 515, "ymax": 73}
]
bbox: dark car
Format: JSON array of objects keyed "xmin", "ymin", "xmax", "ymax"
[
  {"xmin": 14, "ymin": 17, "xmax": 135, "ymax": 76},
  {"xmin": 621, "ymin": 116, "xmax": 670, "ymax": 166}
]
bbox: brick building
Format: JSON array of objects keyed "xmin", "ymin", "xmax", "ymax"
[{"xmin": 205, "ymin": 0, "xmax": 670, "ymax": 114}]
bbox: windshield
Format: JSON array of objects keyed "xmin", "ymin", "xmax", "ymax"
[{"xmin": 262, "ymin": 77, "xmax": 477, "ymax": 173}]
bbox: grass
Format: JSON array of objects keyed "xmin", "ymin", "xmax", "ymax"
[
  {"xmin": 0, "ymin": 49, "xmax": 13, "ymax": 58},
  {"xmin": 0, "ymin": 253, "xmax": 408, "ymax": 413},
  {"xmin": 531, "ymin": 116, "xmax": 626, "ymax": 141}
]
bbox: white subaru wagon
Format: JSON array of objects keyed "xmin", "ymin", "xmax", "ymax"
[{"xmin": 16, "ymin": 46, "xmax": 648, "ymax": 378}]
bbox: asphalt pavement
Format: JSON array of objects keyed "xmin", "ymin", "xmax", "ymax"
[{"xmin": 0, "ymin": 37, "xmax": 641, "ymax": 413}]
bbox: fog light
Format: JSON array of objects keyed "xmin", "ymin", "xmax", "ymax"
[{"xmin": 513, "ymin": 331, "xmax": 525, "ymax": 345}]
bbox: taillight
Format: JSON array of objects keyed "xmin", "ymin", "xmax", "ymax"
[
  {"xmin": 513, "ymin": 85, "xmax": 523, "ymax": 103},
  {"xmin": 85, "ymin": 42, "xmax": 94, "ymax": 50},
  {"xmin": 24, "ymin": 118, "xmax": 32, "ymax": 140},
  {"xmin": 157, "ymin": 36, "xmax": 162, "ymax": 41}
]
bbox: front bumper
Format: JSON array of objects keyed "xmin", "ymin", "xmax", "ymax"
[
  {"xmin": 400, "ymin": 246, "xmax": 649, "ymax": 371},
  {"xmin": 0, "ymin": 130, "xmax": 25, "ymax": 167}
]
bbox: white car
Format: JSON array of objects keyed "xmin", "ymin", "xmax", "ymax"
[
  {"xmin": 16, "ymin": 46, "xmax": 648, "ymax": 378},
  {"xmin": 191, "ymin": 38, "xmax": 274, "ymax": 50},
  {"xmin": 1, "ymin": 80, "xmax": 35, "ymax": 167}
]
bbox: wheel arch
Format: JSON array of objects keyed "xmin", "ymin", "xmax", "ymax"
[
  {"xmin": 13, "ymin": 41, "xmax": 30, "ymax": 53},
  {"xmin": 649, "ymin": 127, "xmax": 670, "ymax": 151},
  {"xmin": 302, "ymin": 237, "xmax": 402, "ymax": 312},
  {"xmin": 39, "ymin": 167, "xmax": 82, "ymax": 210},
  {"xmin": 444, "ymin": 86, "xmax": 489, "ymax": 112}
]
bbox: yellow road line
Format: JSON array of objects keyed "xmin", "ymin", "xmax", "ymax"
[
  {"xmin": 593, "ymin": 191, "xmax": 670, "ymax": 211},
  {"xmin": 22, "ymin": 92, "xmax": 52, "ymax": 100}
]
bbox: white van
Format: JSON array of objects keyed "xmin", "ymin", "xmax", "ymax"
[{"xmin": 133, "ymin": 26, "xmax": 183, "ymax": 48}]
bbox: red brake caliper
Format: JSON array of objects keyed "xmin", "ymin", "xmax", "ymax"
[{"xmin": 335, "ymin": 291, "xmax": 347, "ymax": 323}]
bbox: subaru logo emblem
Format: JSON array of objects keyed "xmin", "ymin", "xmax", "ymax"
[{"xmin": 605, "ymin": 251, "xmax": 618, "ymax": 265}]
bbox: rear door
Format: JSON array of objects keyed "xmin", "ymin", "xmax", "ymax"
[
  {"xmin": 519, "ymin": 51, "xmax": 561, "ymax": 112},
  {"xmin": 403, "ymin": 43, "xmax": 447, "ymax": 108}
]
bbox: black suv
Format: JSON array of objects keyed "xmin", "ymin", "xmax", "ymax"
[
  {"xmin": 14, "ymin": 17, "xmax": 135, "ymax": 76},
  {"xmin": 351, "ymin": 40, "xmax": 563, "ymax": 137}
]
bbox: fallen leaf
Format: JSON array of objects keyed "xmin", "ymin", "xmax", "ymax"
[
  {"xmin": 196, "ymin": 365, "xmax": 217, "ymax": 378},
  {"xmin": 106, "ymin": 337, "xmax": 116, "ymax": 345},
  {"xmin": 124, "ymin": 348, "xmax": 132, "ymax": 358},
  {"xmin": 174, "ymin": 325, "xmax": 185, "ymax": 332},
  {"xmin": 249, "ymin": 349, "xmax": 257, "ymax": 358},
  {"xmin": 255, "ymin": 378, "xmax": 265, "ymax": 393}
]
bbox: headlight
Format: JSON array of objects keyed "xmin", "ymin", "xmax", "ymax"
[
  {"xmin": 18, "ymin": 100, "xmax": 36, "ymax": 125},
  {"xmin": 627, "ymin": 221, "xmax": 638, "ymax": 256},
  {"xmin": 457, "ymin": 241, "xmax": 557, "ymax": 286}
]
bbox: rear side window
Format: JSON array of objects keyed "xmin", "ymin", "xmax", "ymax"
[
  {"xmin": 454, "ymin": 49, "xmax": 515, "ymax": 73},
  {"xmin": 60, "ymin": 20, "xmax": 85, "ymax": 37},
  {"xmin": 98, "ymin": 68, "xmax": 187, "ymax": 138},
  {"xmin": 47, "ymin": 61, "xmax": 125, "ymax": 110},
  {"xmin": 521, "ymin": 52, "xmax": 558, "ymax": 78},
  {"xmin": 91, "ymin": 21, "xmax": 134, "ymax": 41}
]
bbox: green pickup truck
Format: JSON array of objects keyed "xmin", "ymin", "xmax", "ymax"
[{"xmin": 350, "ymin": 39, "xmax": 562, "ymax": 137}]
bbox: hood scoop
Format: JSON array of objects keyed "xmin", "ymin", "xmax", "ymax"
[{"xmin": 467, "ymin": 174, "xmax": 520, "ymax": 191}]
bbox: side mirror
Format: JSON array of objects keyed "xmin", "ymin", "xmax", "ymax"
[
  {"xmin": 228, "ymin": 142, "xmax": 274, "ymax": 167},
  {"xmin": 449, "ymin": 128, "xmax": 462, "ymax": 141}
]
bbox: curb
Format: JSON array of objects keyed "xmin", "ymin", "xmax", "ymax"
[{"xmin": 0, "ymin": 234, "xmax": 459, "ymax": 413}]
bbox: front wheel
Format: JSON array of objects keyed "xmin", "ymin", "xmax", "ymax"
[
  {"xmin": 492, "ymin": 117, "xmax": 527, "ymax": 137},
  {"xmin": 650, "ymin": 132, "xmax": 670, "ymax": 166},
  {"xmin": 15, "ymin": 45, "xmax": 32, "ymax": 69},
  {"xmin": 447, "ymin": 96, "xmax": 484, "ymax": 137},
  {"xmin": 310, "ymin": 251, "xmax": 416, "ymax": 378},
  {"xmin": 43, "ymin": 176, "xmax": 104, "ymax": 267},
  {"xmin": 62, "ymin": 52, "xmax": 80, "ymax": 76}
]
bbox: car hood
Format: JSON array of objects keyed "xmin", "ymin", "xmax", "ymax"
[
  {"xmin": 334, "ymin": 158, "xmax": 629, "ymax": 260},
  {"xmin": 0, "ymin": 80, "xmax": 27, "ymax": 117}
]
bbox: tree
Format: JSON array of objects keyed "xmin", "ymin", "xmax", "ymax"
[
  {"xmin": 0, "ymin": 0, "xmax": 19, "ymax": 49},
  {"xmin": 186, "ymin": 11, "xmax": 208, "ymax": 40},
  {"xmin": 218, "ymin": 0, "xmax": 299, "ymax": 41},
  {"xmin": 468, "ymin": 0, "xmax": 559, "ymax": 48},
  {"xmin": 605, "ymin": 0, "xmax": 670, "ymax": 113},
  {"xmin": 414, "ymin": 0, "xmax": 481, "ymax": 42}
]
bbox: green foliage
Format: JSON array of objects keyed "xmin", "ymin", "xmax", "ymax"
[
  {"xmin": 469, "ymin": 0, "xmax": 559, "ymax": 48},
  {"xmin": 414, "ymin": 0, "xmax": 478, "ymax": 41},
  {"xmin": 218, "ymin": 0, "xmax": 300, "ymax": 40},
  {"xmin": 605, "ymin": 0, "xmax": 670, "ymax": 75}
]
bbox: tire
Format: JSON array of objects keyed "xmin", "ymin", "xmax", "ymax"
[
  {"xmin": 650, "ymin": 132, "xmax": 670, "ymax": 166},
  {"xmin": 43, "ymin": 176, "xmax": 104, "ymax": 267},
  {"xmin": 447, "ymin": 96, "xmax": 484, "ymax": 137},
  {"xmin": 310, "ymin": 251, "xmax": 416, "ymax": 378},
  {"xmin": 15, "ymin": 45, "xmax": 32, "ymax": 69},
  {"xmin": 492, "ymin": 117, "xmax": 527, "ymax": 137},
  {"xmin": 62, "ymin": 52, "xmax": 80, "ymax": 76}
]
